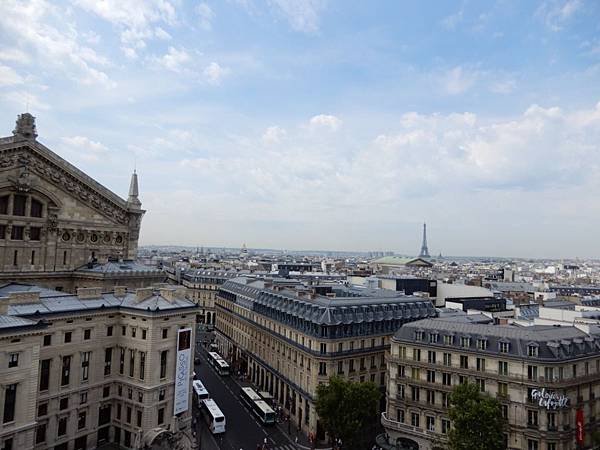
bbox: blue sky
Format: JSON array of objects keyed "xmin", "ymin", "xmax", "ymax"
[{"xmin": 1, "ymin": 0, "xmax": 600, "ymax": 257}]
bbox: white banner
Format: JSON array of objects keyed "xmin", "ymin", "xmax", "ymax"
[{"xmin": 174, "ymin": 328, "xmax": 192, "ymax": 415}]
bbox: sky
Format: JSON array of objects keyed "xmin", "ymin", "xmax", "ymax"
[{"xmin": 1, "ymin": 0, "xmax": 600, "ymax": 258}]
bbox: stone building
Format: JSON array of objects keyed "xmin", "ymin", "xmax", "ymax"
[
  {"xmin": 381, "ymin": 314, "xmax": 600, "ymax": 450},
  {"xmin": 0, "ymin": 113, "xmax": 164, "ymax": 290},
  {"xmin": 214, "ymin": 277, "xmax": 436, "ymax": 439},
  {"xmin": 0, "ymin": 282, "xmax": 199, "ymax": 450}
]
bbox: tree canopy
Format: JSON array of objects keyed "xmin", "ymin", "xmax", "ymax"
[
  {"xmin": 448, "ymin": 383, "xmax": 505, "ymax": 450},
  {"xmin": 315, "ymin": 376, "xmax": 381, "ymax": 450}
]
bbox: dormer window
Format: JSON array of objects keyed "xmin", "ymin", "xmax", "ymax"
[
  {"xmin": 443, "ymin": 335, "xmax": 454, "ymax": 345},
  {"xmin": 499, "ymin": 341, "xmax": 510, "ymax": 353},
  {"xmin": 429, "ymin": 333, "xmax": 438, "ymax": 343},
  {"xmin": 477, "ymin": 339, "xmax": 488, "ymax": 350},
  {"xmin": 527, "ymin": 344, "xmax": 538, "ymax": 357},
  {"xmin": 415, "ymin": 331, "xmax": 424, "ymax": 341},
  {"xmin": 460, "ymin": 337, "xmax": 471, "ymax": 348}
]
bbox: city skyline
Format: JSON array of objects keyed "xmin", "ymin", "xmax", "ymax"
[{"xmin": 1, "ymin": 1, "xmax": 600, "ymax": 258}]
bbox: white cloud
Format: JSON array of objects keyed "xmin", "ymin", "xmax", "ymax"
[
  {"xmin": 536, "ymin": 0, "xmax": 582, "ymax": 31},
  {"xmin": 308, "ymin": 114, "xmax": 342, "ymax": 131},
  {"xmin": 0, "ymin": 64, "xmax": 24, "ymax": 86},
  {"xmin": 267, "ymin": 0, "xmax": 326, "ymax": 33},
  {"xmin": 262, "ymin": 126, "xmax": 286, "ymax": 144},
  {"xmin": 441, "ymin": 9, "xmax": 463, "ymax": 30},
  {"xmin": 153, "ymin": 47, "xmax": 190, "ymax": 73},
  {"xmin": 61, "ymin": 135, "xmax": 110, "ymax": 162},
  {"xmin": 1, "ymin": 91, "xmax": 50, "ymax": 111},
  {"xmin": 154, "ymin": 27, "xmax": 172, "ymax": 40},
  {"xmin": 490, "ymin": 78, "xmax": 517, "ymax": 94},
  {"xmin": 0, "ymin": 48, "xmax": 31, "ymax": 64},
  {"xmin": 196, "ymin": 3, "xmax": 215, "ymax": 31},
  {"xmin": 203, "ymin": 62, "xmax": 229, "ymax": 85},
  {"xmin": 441, "ymin": 66, "xmax": 478, "ymax": 95},
  {"xmin": 73, "ymin": 0, "xmax": 176, "ymax": 55},
  {"xmin": 0, "ymin": 0, "xmax": 114, "ymax": 88}
]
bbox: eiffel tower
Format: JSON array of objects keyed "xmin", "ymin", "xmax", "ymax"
[{"xmin": 419, "ymin": 222, "xmax": 430, "ymax": 258}]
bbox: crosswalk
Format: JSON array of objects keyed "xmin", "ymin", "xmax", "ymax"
[{"xmin": 272, "ymin": 445, "xmax": 298, "ymax": 450}]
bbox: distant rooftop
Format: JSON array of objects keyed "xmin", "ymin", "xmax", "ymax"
[{"xmin": 76, "ymin": 260, "xmax": 163, "ymax": 274}]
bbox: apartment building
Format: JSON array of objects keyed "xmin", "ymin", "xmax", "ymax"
[
  {"xmin": 382, "ymin": 314, "xmax": 600, "ymax": 450},
  {"xmin": 214, "ymin": 277, "xmax": 436, "ymax": 439},
  {"xmin": 0, "ymin": 283, "xmax": 199, "ymax": 450}
]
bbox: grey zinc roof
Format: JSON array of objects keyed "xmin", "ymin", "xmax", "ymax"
[
  {"xmin": 0, "ymin": 315, "xmax": 38, "ymax": 329},
  {"xmin": 394, "ymin": 317, "xmax": 600, "ymax": 361},
  {"xmin": 1, "ymin": 284, "xmax": 196, "ymax": 317},
  {"xmin": 76, "ymin": 260, "xmax": 163, "ymax": 273},
  {"xmin": 221, "ymin": 277, "xmax": 436, "ymax": 326}
]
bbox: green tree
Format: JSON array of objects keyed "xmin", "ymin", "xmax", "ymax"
[
  {"xmin": 315, "ymin": 376, "xmax": 381, "ymax": 450},
  {"xmin": 448, "ymin": 383, "xmax": 505, "ymax": 450}
]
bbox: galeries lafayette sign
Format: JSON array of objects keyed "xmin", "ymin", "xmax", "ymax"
[{"xmin": 531, "ymin": 388, "xmax": 569, "ymax": 410}]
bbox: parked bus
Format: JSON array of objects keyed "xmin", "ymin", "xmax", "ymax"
[
  {"xmin": 258, "ymin": 391, "xmax": 274, "ymax": 406},
  {"xmin": 253, "ymin": 400, "xmax": 276, "ymax": 425},
  {"xmin": 240, "ymin": 387, "xmax": 261, "ymax": 406},
  {"xmin": 192, "ymin": 380, "xmax": 209, "ymax": 406},
  {"xmin": 200, "ymin": 399, "xmax": 226, "ymax": 434}
]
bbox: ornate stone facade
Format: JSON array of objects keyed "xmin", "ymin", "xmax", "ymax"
[{"xmin": 0, "ymin": 114, "xmax": 155, "ymax": 291}]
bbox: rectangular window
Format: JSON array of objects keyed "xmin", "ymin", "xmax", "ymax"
[
  {"xmin": 476, "ymin": 358, "xmax": 486, "ymax": 372},
  {"xmin": 2, "ymin": 384, "xmax": 17, "ymax": 423},
  {"xmin": 498, "ymin": 361, "xmax": 508, "ymax": 376},
  {"xmin": 427, "ymin": 351, "xmax": 436, "ymax": 364},
  {"xmin": 37, "ymin": 403, "xmax": 48, "ymax": 417},
  {"xmin": 476, "ymin": 378, "xmax": 485, "ymax": 392},
  {"xmin": 411, "ymin": 367, "xmax": 420, "ymax": 380},
  {"xmin": 107, "ymin": 326, "xmax": 113, "ymax": 336},
  {"xmin": 61, "ymin": 355, "xmax": 71, "ymax": 386},
  {"xmin": 129, "ymin": 350, "xmax": 135, "ymax": 377},
  {"xmin": 30, "ymin": 227, "xmax": 41, "ymax": 241},
  {"xmin": 426, "ymin": 415, "xmax": 435, "ymax": 432},
  {"xmin": 460, "ymin": 337, "xmax": 470, "ymax": 348},
  {"xmin": 397, "ymin": 384, "xmax": 405, "ymax": 399},
  {"xmin": 78, "ymin": 411, "xmax": 86, "ymax": 429},
  {"xmin": 460, "ymin": 355, "xmax": 469, "ymax": 369},
  {"xmin": 411, "ymin": 386, "xmax": 420, "ymax": 401},
  {"xmin": 442, "ymin": 372, "xmax": 452, "ymax": 386},
  {"xmin": 397, "ymin": 409, "xmax": 405, "ymax": 423},
  {"xmin": 477, "ymin": 339, "xmax": 488, "ymax": 350},
  {"xmin": 159, "ymin": 389, "xmax": 165, "ymax": 401},
  {"xmin": 8, "ymin": 353, "xmax": 18, "ymax": 368},
  {"xmin": 120, "ymin": 348, "xmax": 125, "ymax": 375},
  {"xmin": 30, "ymin": 199, "xmax": 43, "ymax": 218},
  {"xmin": 160, "ymin": 350, "xmax": 168, "ymax": 378},
  {"xmin": 426, "ymin": 390, "xmax": 435, "ymax": 405},
  {"xmin": 84, "ymin": 329, "xmax": 91, "ymax": 340},
  {"xmin": 499, "ymin": 342, "xmax": 510, "ymax": 353},
  {"xmin": 58, "ymin": 417, "xmax": 67, "ymax": 436},
  {"xmin": 11, "ymin": 226, "xmax": 24, "ymax": 240},
  {"xmin": 442, "ymin": 419, "xmax": 450, "ymax": 434},
  {"xmin": 104, "ymin": 348, "xmax": 112, "ymax": 376},
  {"xmin": 411, "ymin": 412, "xmax": 420, "ymax": 428},
  {"xmin": 412, "ymin": 348, "xmax": 421, "ymax": 361},
  {"xmin": 131, "ymin": 327, "xmax": 136, "ymax": 338},
  {"xmin": 158, "ymin": 408, "xmax": 164, "ymax": 425},
  {"xmin": 139, "ymin": 352, "xmax": 146, "ymax": 380},
  {"xmin": 443, "ymin": 353, "xmax": 452, "ymax": 366},
  {"xmin": 80, "ymin": 392, "xmax": 88, "ymax": 404},
  {"xmin": 12, "ymin": 195, "xmax": 26, "ymax": 216},
  {"xmin": 426, "ymin": 370, "xmax": 436, "ymax": 383},
  {"xmin": 142, "ymin": 329, "xmax": 147, "ymax": 340},
  {"xmin": 122, "ymin": 326, "xmax": 126, "ymax": 336},
  {"xmin": 162, "ymin": 328, "xmax": 168, "ymax": 339},
  {"xmin": 319, "ymin": 362, "xmax": 327, "ymax": 375},
  {"xmin": 527, "ymin": 365, "xmax": 538, "ymax": 381},
  {"xmin": 40, "ymin": 359, "xmax": 51, "ymax": 391},
  {"xmin": 64, "ymin": 332, "xmax": 72, "ymax": 343},
  {"xmin": 137, "ymin": 410, "xmax": 142, "ymax": 427},
  {"xmin": 498, "ymin": 382, "xmax": 508, "ymax": 397},
  {"xmin": 126, "ymin": 406, "xmax": 132, "ymax": 424},
  {"xmin": 43, "ymin": 334, "xmax": 51, "ymax": 346},
  {"xmin": 528, "ymin": 410, "xmax": 539, "ymax": 426},
  {"xmin": 0, "ymin": 196, "xmax": 8, "ymax": 214},
  {"xmin": 337, "ymin": 361, "xmax": 343, "ymax": 374},
  {"xmin": 81, "ymin": 351, "xmax": 90, "ymax": 381},
  {"xmin": 59, "ymin": 397, "xmax": 68, "ymax": 410},
  {"xmin": 36, "ymin": 423, "xmax": 46, "ymax": 444}
]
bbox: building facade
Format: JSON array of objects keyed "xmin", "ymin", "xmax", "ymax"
[
  {"xmin": 0, "ymin": 283, "xmax": 199, "ymax": 450},
  {"xmin": 0, "ymin": 113, "xmax": 159, "ymax": 291},
  {"xmin": 382, "ymin": 316, "xmax": 600, "ymax": 450},
  {"xmin": 214, "ymin": 277, "xmax": 436, "ymax": 439}
]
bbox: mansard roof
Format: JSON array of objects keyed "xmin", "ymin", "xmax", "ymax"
[
  {"xmin": 220, "ymin": 277, "xmax": 436, "ymax": 326},
  {"xmin": 394, "ymin": 316, "xmax": 600, "ymax": 361}
]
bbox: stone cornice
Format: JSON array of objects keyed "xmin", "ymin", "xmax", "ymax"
[{"xmin": 0, "ymin": 142, "xmax": 132, "ymax": 225}]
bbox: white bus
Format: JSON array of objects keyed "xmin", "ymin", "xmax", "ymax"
[
  {"xmin": 240, "ymin": 387, "xmax": 261, "ymax": 405},
  {"xmin": 200, "ymin": 399, "xmax": 226, "ymax": 434},
  {"xmin": 214, "ymin": 358, "xmax": 230, "ymax": 376},
  {"xmin": 253, "ymin": 400, "xmax": 276, "ymax": 425},
  {"xmin": 192, "ymin": 380, "xmax": 209, "ymax": 406}
]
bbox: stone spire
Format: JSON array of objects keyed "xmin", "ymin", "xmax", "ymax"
[
  {"xmin": 13, "ymin": 113, "xmax": 37, "ymax": 140},
  {"xmin": 127, "ymin": 170, "xmax": 142, "ymax": 209}
]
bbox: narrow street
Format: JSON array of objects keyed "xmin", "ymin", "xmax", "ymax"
[{"xmin": 193, "ymin": 344, "xmax": 299, "ymax": 450}]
